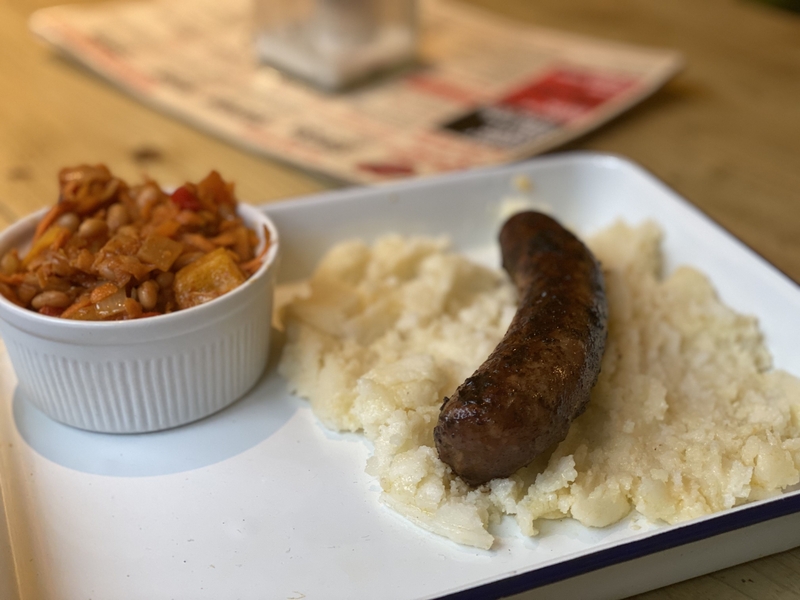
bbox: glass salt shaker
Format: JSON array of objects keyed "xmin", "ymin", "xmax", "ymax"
[{"xmin": 254, "ymin": 0, "xmax": 418, "ymax": 90}]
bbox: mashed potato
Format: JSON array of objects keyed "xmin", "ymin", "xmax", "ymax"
[{"xmin": 278, "ymin": 223, "xmax": 800, "ymax": 549}]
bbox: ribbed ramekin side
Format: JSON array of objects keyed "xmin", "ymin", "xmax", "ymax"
[{"xmin": 2, "ymin": 314, "xmax": 270, "ymax": 433}]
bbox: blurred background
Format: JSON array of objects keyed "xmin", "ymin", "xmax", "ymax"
[{"xmin": 1, "ymin": 1, "xmax": 798, "ymax": 281}]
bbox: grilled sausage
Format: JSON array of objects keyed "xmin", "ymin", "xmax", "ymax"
[{"xmin": 434, "ymin": 211, "xmax": 608, "ymax": 486}]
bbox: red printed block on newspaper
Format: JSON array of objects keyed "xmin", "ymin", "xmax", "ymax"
[{"xmin": 500, "ymin": 68, "xmax": 638, "ymax": 124}]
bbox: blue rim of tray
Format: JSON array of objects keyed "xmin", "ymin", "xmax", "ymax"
[{"xmin": 435, "ymin": 490, "xmax": 800, "ymax": 599}]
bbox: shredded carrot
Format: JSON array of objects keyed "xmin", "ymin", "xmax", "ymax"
[
  {"xmin": 0, "ymin": 273, "xmax": 25, "ymax": 285},
  {"xmin": 90, "ymin": 282, "xmax": 119, "ymax": 303},
  {"xmin": 238, "ymin": 225, "xmax": 270, "ymax": 276},
  {"xmin": 51, "ymin": 228, "xmax": 71, "ymax": 252},
  {"xmin": 32, "ymin": 203, "xmax": 69, "ymax": 243},
  {"xmin": 60, "ymin": 296, "xmax": 93, "ymax": 319}
]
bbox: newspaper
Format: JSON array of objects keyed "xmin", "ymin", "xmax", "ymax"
[{"xmin": 29, "ymin": 0, "xmax": 682, "ymax": 184}]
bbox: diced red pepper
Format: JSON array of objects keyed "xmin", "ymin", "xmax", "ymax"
[{"xmin": 170, "ymin": 186, "xmax": 202, "ymax": 211}]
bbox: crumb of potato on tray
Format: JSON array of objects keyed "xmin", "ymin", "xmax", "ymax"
[
  {"xmin": 278, "ymin": 224, "xmax": 800, "ymax": 549},
  {"xmin": 0, "ymin": 165, "xmax": 267, "ymax": 320}
]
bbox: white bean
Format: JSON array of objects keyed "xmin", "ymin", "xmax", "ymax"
[
  {"xmin": 0, "ymin": 252, "xmax": 20, "ymax": 275},
  {"xmin": 155, "ymin": 271, "xmax": 174, "ymax": 288},
  {"xmin": 31, "ymin": 290, "xmax": 71, "ymax": 309},
  {"xmin": 137, "ymin": 280, "xmax": 159, "ymax": 311},
  {"xmin": 77, "ymin": 218, "xmax": 107, "ymax": 238},
  {"xmin": 106, "ymin": 203, "xmax": 130, "ymax": 232},
  {"xmin": 55, "ymin": 212, "xmax": 80, "ymax": 233}
]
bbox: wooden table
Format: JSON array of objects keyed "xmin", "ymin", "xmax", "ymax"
[{"xmin": 1, "ymin": 0, "xmax": 799, "ymax": 598}]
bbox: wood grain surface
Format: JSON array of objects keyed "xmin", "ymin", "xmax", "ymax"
[{"xmin": 1, "ymin": 0, "xmax": 799, "ymax": 598}]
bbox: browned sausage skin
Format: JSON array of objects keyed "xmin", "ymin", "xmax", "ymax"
[{"xmin": 434, "ymin": 211, "xmax": 608, "ymax": 486}]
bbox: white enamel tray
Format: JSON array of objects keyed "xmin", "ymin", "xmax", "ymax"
[{"xmin": 1, "ymin": 152, "xmax": 799, "ymax": 600}]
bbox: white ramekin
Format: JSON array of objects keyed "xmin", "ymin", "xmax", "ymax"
[{"xmin": 0, "ymin": 204, "xmax": 279, "ymax": 433}]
